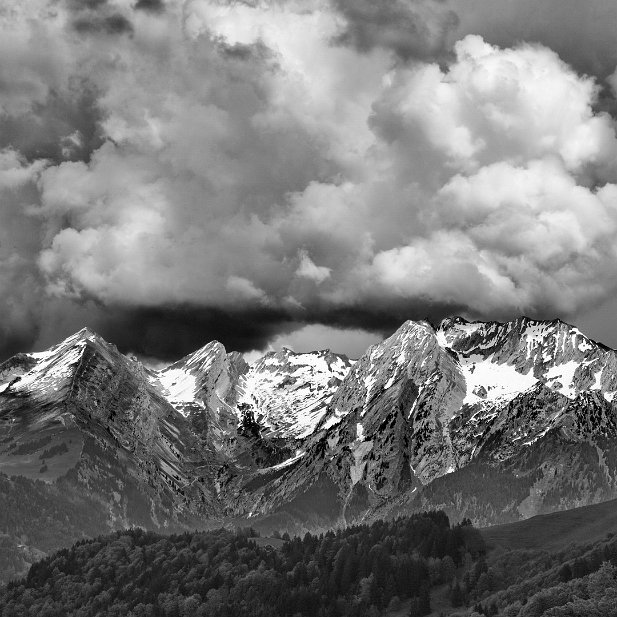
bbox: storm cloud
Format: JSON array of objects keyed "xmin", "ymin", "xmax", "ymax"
[
  {"xmin": 332, "ymin": 0, "xmax": 459, "ymax": 61},
  {"xmin": 2, "ymin": 0, "xmax": 617, "ymax": 360},
  {"xmin": 134, "ymin": 0, "xmax": 166, "ymax": 13}
]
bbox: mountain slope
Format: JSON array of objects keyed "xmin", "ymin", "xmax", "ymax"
[
  {"xmin": 2, "ymin": 315, "xmax": 617, "ymax": 565},
  {"xmin": 0, "ymin": 329, "xmax": 220, "ymax": 525},
  {"xmin": 482, "ymin": 496, "xmax": 617, "ymax": 551},
  {"xmin": 240, "ymin": 317, "xmax": 617, "ymax": 527}
]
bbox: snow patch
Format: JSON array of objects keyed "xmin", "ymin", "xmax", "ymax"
[
  {"xmin": 321, "ymin": 414, "xmax": 342, "ymax": 431},
  {"xmin": 578, "ymin": 338, "xmax": 593, "ymax": 352},
  {"xmin": 545, "ymin": 361, "xmax": 581, "ymax": 398},
  {"xmin": 158, "ymin": 369, "xmax": 199, "ymax": 407},
  {"xmin": 10, "ymin": 336, "xmax": 89, "ymax": 394},
  {"xmin": 460, "ymin": 354, "xmax": 538, "ymax": 405},
  {"xmin": 268, "ymin": 451, "xmax": 305, "ymax": 471},
  {"xmin": 236, "ymin": 350, "xmax": 350, "ymax": 438}
]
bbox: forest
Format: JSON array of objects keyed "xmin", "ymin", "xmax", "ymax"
[
  {"xmin": 0, "ymin": 472, "xmax": 109, "ymax": 583},
  {"xmin": 0, "ymin": 511, "xmax": 485, "ymax": 617},
  {"xmin": 457, "ymin": 534, "xmax": 617, "ymax": 616},
  {"xmin": 3, "ymin": 506, "xmax": 617, "ymax": 616}
]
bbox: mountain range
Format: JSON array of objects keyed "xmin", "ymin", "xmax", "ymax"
[{"xmin": 2, "ymin": 316, "xmax": 617, "ymax": 577}]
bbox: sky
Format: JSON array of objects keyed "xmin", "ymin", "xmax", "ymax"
[{"xmin": 2, "ymin": 0, "xmax": 617, "ymax": 361}]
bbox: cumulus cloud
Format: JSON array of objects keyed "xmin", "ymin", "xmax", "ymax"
[
  {"xmin": 2, "ymin": 0, "xmax": 617, "ymax": 359},
  {"xmin": 449, "ymin": 0, "xmax": 617, "ymax": 81},
  {"xmin": 266, "ymin": 35, "xmax": 617, "ymax": 322},
  {"xmin": 295, "ymin": 250, "xmax": 331, "ymax": 284}
]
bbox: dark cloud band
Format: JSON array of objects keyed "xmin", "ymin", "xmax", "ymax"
[
  {"xmin": 72, "ymin": 14, "xmax": 134, "ymax": 36},
  {"xmin": 134, "ymin": 0, "xmax": 165, "ymax": 14}
]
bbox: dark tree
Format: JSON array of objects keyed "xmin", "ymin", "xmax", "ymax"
[
  {"xmin": 558, "ymin": 563, "xmax": 572, "ymax": 582},
  {"xmin": 450, "ymin": 580, "xmax": 464, "ymax": 607}
]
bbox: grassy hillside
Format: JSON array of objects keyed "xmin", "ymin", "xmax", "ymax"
[{"xmin": 482, "ymin": 498, "xmax": 617, "ymax": 552}]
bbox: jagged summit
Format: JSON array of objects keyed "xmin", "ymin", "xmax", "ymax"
[
  {"xmin": 437, "ymin": 315, "xmax": 588, "ymax": 349},
  {"xmin": 394, "ymin": 318, "xmax": 436, "ymax": 337},
  {"xmin": 166, "ymin": 340, "xmax": 227, "ymax": 371},
  {"xmin": 49, "ymin": 326, "xmax": 106, "ymax": 348},
  {"xmin": 439, "ymin": 314, "xmax": 571, "ymax": 329},
  {"xmin": 255, "ymin": 346, "xmax": 350, "ymax": 364},
  {"xmin": 71, "ymin": 325, "xmax": 98, "ymax": 339},
  {"xmin": 0, "ymin": 326, "xmax": 117, "ymax": 399}
]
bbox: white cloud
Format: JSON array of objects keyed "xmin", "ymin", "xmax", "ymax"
[
  {"xmin": 262, "ymin": 323, "xmax": 382, "ymax": 359},
  {"xmin": 295, "ymin": 249, "xmax": 331, "ymax": 284},
  {"xmin": 226, "ymin": 276, "xmax": 270, "ymax": 304},
  {"xmin": 276, "ymin": 34, "xmax": 617, "ymax": 317},
  {"xmin": 35, "ymin": 24, "xmax": 617, "ymax": 322}
]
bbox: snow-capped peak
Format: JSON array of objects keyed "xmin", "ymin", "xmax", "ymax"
[
  {"xmin": 237, "ymin": 348, "xmax": 352, "ymax": 439},
  {"xmin": 0, "ymin": 327, "xmax": 111, "ymax": 396},
  {"xmin": 437, "ymin": 316, "xmax": 616, "ymax": 403},
  {"xmin": 153, "ymin": 340, "xmax": 235, "ymax": 417}
]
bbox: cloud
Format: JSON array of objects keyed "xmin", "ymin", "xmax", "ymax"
[
  {"xmin": 2, "ymin": 1, "xmax": 617, "ymax": 359},
  {"xmin": 448, "ymin": 0, "xmax": 617, "ymax": 81},
  {"xmin": 260, "ymin": 323, "xmax": 382, "ymax": 359},
  {"xmin": 134, "ymin": 0, "xmax": 165, "ymax": 14},
  {"xmin": 266, "ymin": 35, "xmax": 617, "ymax": 320},
  {"xmin": 332, "ymin": 0, "xmax": 459, "ymax": 61},
  {"xmin": 370, "ymin": 35, "xmax": 617, "ymax": 181},
  {"xmin": 0, "ymin": 4, "xmax": 103, "ymax": 164},
  {"xmin": 72, "ymin": 14, "xmax": 134, "ymax": 36},
  {"xmin": 0, "ymin": 150, "xmax": 48, "ymax": 356},
  {"xmin": 87, "ymin": 305, "xmax": 297, "ymax": 360},
  {"xmin": 226, "ymin": 276, "xmax": 270, "ymax": 304},
  {"xmin": 295, "ymin": 250, "xmax": 331, "ymax": 284},
  {"xmin": 66, "ymin": 0, "xmax": 135, "ymax": 36}
]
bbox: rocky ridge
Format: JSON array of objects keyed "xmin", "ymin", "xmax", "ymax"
[
  {"xmin": 219, "ymin": 316, "xmax": 617, "ymax": 526},
  {"xmin": 2, "ymin": 316, "xmax": 617, "ymax": 539}
]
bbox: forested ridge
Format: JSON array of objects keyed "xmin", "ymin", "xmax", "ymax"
[
  {"xmin": 0, "ymin": 511, "xmax": 485, "ymax": 617},
  {"xmin": 456, "ymin": 532, "xmax": 617, "ymax": 617},
  {"xmin": 0, "ymin": 472, "xmax": 110, "ymax": 583},
  {"xmin": 4, "ymin": 506, "xmax": 617, "ymax": 617}
]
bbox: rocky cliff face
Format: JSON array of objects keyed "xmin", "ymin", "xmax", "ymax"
[
  {"xmin": 230, "ymin": 317, "xmax": 617, "ymax": 527},
  {"xmin": 0, "ymin": 329, "xmax": 220, "ymax": 530},
  {"xmin": 2, "ymin": 316, "xmax": 617, "ymax": 538}
]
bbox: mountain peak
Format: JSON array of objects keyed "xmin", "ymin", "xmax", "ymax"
[
  {"xmin": 30, "ymin": 327, "xmax": 110, "ymax": 360},
  {"xmin": 439, "ymin": 315, "xmax": 575, "ymax": 333},
  {"xmin": 56, "ymin": 326, "xmax": 106, "ymax": 347},
  {"xmin": 438, "ymin": 315, "xmax": 469, "ymax": 330},
  {"xmin": 187, "ymin": 340, "xmax": 226, "ymax": 360},
  {"xmin": 166, "ymin": 340, "xmax": 227, "ymax": 372},
  {"xmin": 395, "ymin": 319, "xmax": 436, "ymax": 338},
  {"xmin": 74, "ymin": 326, "xmax": 101, "ymax": 342}
]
